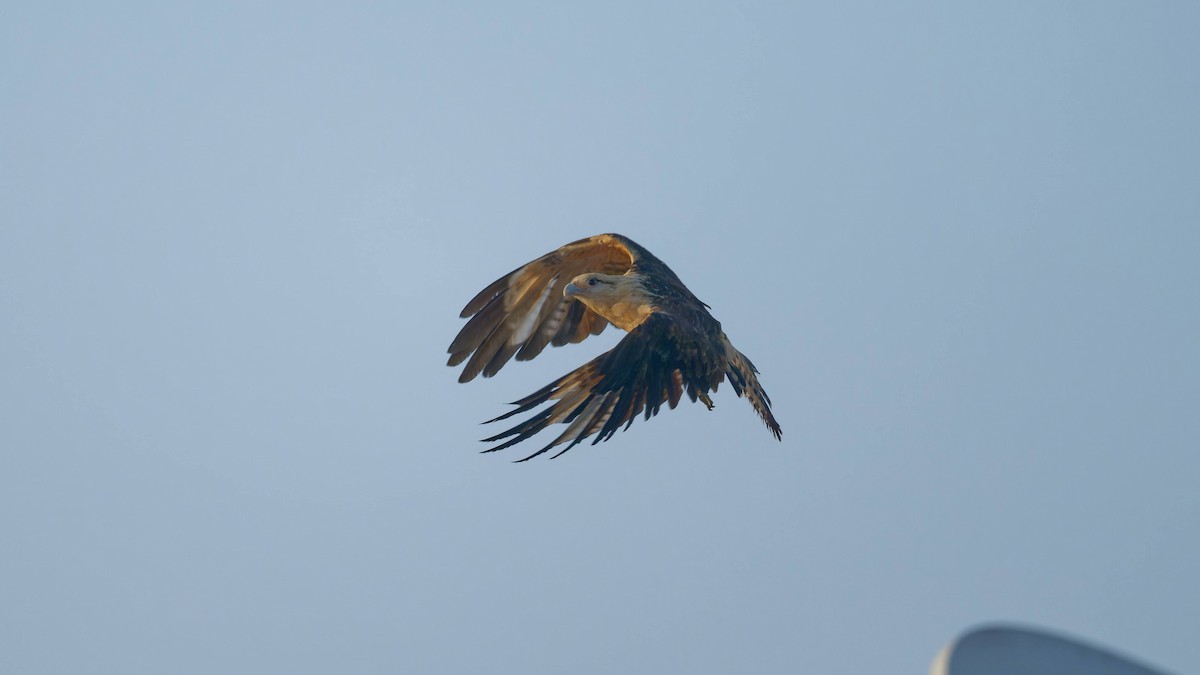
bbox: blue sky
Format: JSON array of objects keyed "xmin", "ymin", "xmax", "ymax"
[{"xmin": 2, "ymin": 3, "xmax": 1198, "ymax": 673}]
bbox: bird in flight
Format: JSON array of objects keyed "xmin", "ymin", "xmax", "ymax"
[{"xmin": 448, "ymin": 233, "xmax": 782, "ymax": 461}]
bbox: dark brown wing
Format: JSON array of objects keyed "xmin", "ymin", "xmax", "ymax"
[
  {"xmin": 447, "ymin": 234, "xmax": 639, "ymax": 383},
  {"xmin": 479, "ymin": 312, "xmax": 738, "ymax": 461}
]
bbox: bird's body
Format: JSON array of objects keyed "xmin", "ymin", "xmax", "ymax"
[{"xmin": 448, "ymin": 233, "xmax": 781, "ymax": 460}]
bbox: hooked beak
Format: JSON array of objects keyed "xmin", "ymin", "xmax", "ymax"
[{"xmin": 564, "ymin": 282, "xmax": 582, "ymax": 298}]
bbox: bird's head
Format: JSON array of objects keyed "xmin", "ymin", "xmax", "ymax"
[
  {"xmin": 564, "ymin": 273, "xmax": 633, "ymax": 303},
  {"xmin": 563, "ymin": 272, "xmax": 657, "ymax": 329}
]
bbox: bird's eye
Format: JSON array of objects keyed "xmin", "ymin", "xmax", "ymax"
[{"xmin": 587, "ymin": 277, "xmax": 598, "ymax": 286}]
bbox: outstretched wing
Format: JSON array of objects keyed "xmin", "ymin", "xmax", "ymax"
[
  {"xmin": 480, "ymin": 312, "xmax": 731, "ymax": 461},
  {"xmin": 448, "ymin": 234, "xmax": 639, "ymax": 383}
]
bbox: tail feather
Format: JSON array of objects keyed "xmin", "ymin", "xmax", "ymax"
[{"xmin": 723, "ymin": 338, "xmax": 782, "ymax": 441}]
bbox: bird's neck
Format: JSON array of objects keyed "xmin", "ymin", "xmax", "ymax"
[{"xmin": 594, "ymin": 299, "xmax": 657, "ymax": 331}]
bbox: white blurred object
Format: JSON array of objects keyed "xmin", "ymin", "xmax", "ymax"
[{"xmin": 931, "ymin": 625, "xmax": 1177, "ymax": 675}]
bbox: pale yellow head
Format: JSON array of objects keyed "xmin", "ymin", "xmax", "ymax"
[{"xmin": 563, "ymin": 272, "xmax": 657, "ymax": 331}]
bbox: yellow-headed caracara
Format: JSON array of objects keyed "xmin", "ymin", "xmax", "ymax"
[{"xmin": 448, "ymin": 233, "xmax": 782, "ymax": 461}]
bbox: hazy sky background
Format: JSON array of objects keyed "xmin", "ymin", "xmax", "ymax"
[{"xmin": 3, "ymin": 3, "xmax": 1198, "ymax": 674}]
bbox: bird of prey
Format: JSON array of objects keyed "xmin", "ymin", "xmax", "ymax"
[{"xmin": 447, "ymin": 233, "xmax": 782, "ymax": 461}]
